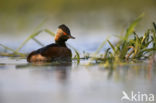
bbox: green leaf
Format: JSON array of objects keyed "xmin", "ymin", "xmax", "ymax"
[
  {"xmin": 0, "ymin": 43, "xmax": 16, "ymax": 52},
  {"xmin": 67, "ymin": 43, "xmax": 80, "ymax": 64},
  {"xmin": 124, "ymin": 13, "xmax": 144, "ymax": 41},
  {"xmin": 153, "ymin": 22, "xmax": 156, "ymax": 31},
  {"xmin": 33, "ymin": 18, "xmax": 47, "ymax": 33},
  {"xmin": 32, "ymin": 37, "xmax": 45, "ymax": 47},
  {"xmin": 0, "ymin": 43, "xmax": 26, "ymax": 57},
  {"xmin": 107, "ymin": 40, "xmax": 115, "ymax": 53},
  {"xmin": 104, "ymin": 48, "xmax": 110, "ymax": 59},
  {"xmin": 94, "ymin": 36, "xmax": 110, "ymax": 56},
  {"xmin": 44, "ymin": 29, "xmax": 55, "ymax": 37},
  {"xmin": 120, "ymin": 42, "xmax": 129, "ymax": 59},
  {"xmin": 140, "ymin": 48, "xmax": 156, "ymax": 54},
  {"xmin": 16, "ymin": 30, "xmax": 43, "ymax": 52}
]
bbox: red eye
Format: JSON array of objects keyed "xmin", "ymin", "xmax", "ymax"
[{"xmin": 63, "ymin": 32, "xmax": 67, "ymax": 35}]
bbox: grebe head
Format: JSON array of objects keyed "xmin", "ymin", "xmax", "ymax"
[{"xmin": 55, "ymin": 24, "xmax": 75, "ymax": 43}]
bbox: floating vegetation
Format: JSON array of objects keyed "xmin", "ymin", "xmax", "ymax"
[{"xmin": 0, "ymin": 14, "xmax": 156, "ymax": 66}]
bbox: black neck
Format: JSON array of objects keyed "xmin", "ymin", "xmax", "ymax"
[{"xmin": 55, "ymin": 41, "xmax": 66, "ymax": 47}]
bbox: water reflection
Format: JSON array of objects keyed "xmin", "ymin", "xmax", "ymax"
[
  {"xmin": 16, "ymin": 62, "xmax": 72, "ymax": 83},
  {"xmin": 0, "ymin": 58, "xmax": 155, "ymax": 103}
]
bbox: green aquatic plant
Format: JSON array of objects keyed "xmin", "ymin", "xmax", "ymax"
[
  {"xmin": 67, "ymin": 43, "xmax": 80, "ymax": 64},
  {"xmin": 89, "ymin": 14, "xmax": 156, "ymax": 67},
  {"xmin": 16, "ymin": 30, "xmax": 43, "ymax": 52},
  {"xmin": 16, "ymin": 29, "xmax": 56, "ymax": 52},
  {"xmin": 0, "ymin": 43, "xmax": 26, "ymax": 57},
  {"xmin": 0, "ymin": 14, "xmax": 156, "ymax": 65}
]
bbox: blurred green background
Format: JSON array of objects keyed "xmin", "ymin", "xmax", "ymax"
[{"xmin": 0, "ymin": 0, "xmax": 156, "ymax": 35}]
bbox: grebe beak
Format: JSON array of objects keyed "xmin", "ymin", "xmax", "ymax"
[
  {"xmin": 63, "ymin": 31, "xmax": 75, "ymax": 39},
  {"xmin": 68, "ymin": 35, "xmax": 75, "ymax": 39}
]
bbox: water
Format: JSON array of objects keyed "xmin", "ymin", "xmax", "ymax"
[
  {"xmin": 0, "ymin": 57, "xmax": 156, "ymax": 103},
  {"xmin": 0, "ymin": 23, "xmax": 156, "ymax": 103},
  {"xmin": 0, "ymin": 0, "xmax": 156, "ymax": 102}
]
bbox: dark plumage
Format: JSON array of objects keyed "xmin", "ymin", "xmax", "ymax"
[
  {"xmin": 27, "ymin": 24, "xmax": 75, "ymax": 63},
  {"xmin": 58, "ymin": 24, "xmax": 71, "ymax": 35}
]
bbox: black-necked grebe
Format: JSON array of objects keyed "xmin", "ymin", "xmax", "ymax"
[{"xmin": 27, "ymin": 24, "xmax": 75, "ymax": 62}]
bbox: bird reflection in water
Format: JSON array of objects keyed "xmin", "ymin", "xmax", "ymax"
[
  {"xmin": 53, "ymin": 62, "xmax": 71, "ymax": 82},
  {"xmin": 16, "ymin": 62, "xmax": 72, "ymax": 83}
]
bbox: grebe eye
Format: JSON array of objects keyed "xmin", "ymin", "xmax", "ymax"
[{"xmin": 63, "ymin": 32, "xmax": 68, "ymax": 35}]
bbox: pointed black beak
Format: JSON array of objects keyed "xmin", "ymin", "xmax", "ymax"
[{"xmin": 68, "ymin": 35, "xmax": 75, "ymax": 39}]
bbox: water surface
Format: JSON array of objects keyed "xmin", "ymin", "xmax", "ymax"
[{"xmin": 0, "ymin": 57, "xmax": 155, "ymax": 103}]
